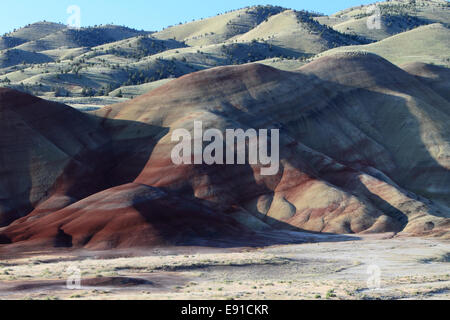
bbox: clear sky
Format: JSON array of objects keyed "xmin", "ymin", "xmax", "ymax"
[{"xmin": 1, "ymin": 0, "xmax": 377, "ymax": 35}]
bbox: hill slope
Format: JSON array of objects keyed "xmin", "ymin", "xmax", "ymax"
[
  {"xmin": 232, "ymin": 10, "xmax": 369, "ymax": 55},
  {"xmin": 331, "ymin": 0, "xmax": 450, "ymax": 41},
  {"xmin": 0, "ymin": 53, "xmax": 448, "ymax": 249},
  {"xmin": 0, "ymin": 22, "xmax": 66, "ymax": 50},
  {"xmin": 316, "ymin": 23, "xmax": 450, "ymax": 66},
  {"xmin": 0, "ymin": 2, "xmax": 447, "ymax": 101},
  {"xmin": 153, "ymin": 6, "xmax": 286, "ymax": 46},
  {"xmin": 0, "ymin": 88, "xmax": 111, "ymax": 226},
  {"xmin": 15, "ymin": 25, "xmax": 149, "ymax": 52}
]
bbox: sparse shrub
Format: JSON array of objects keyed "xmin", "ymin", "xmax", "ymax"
[{"xmin": 326, "ymin": 289, "xmax": 336, "ymax": 298}]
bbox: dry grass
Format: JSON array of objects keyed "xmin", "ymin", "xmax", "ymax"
[{"xmin": 0, "ymin": 236, "xmax": 448, "ymax": 300}]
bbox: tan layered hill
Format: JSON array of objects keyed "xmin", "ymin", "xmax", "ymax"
[
  {"xmin": 333, "ymin": 0, "xmax": 449, "ymax": 22},
  {"xmin": 0, "ymin": 88, "xmax": 112, "ymax": 226},
  {"xmin": 298, "ymin": 52, "xmax": 450, "ymax": 210},
  {"xmin": 0, "ymin": 39, "xmax": 303, "ymax": 99},
  {"xmin": 0, "ymin": 53, "xmax": 448, "ymax": 250},
  {"xmin": 0, "ymin": 22, "xmax": 66, "ymax": 50},
  {"xmin": 0, "ymin": 88, "xmax": 255, "ymax": 249},
  {"xmin": 89, "ymin": 36, "xmax": 187, "ymax": 59},
  {"xmin": 0, "ymin": 37, "xmax": 26, "ymax": 52},
  {"xmin": 3, "ymin": 22, "xmax": 66, "ymax": 42},
  {"xmin": 153, "ymin": 6, "xmax": 286, "ymax": 46},
  {"xmin": 401, "ymin": 61, "xmax": 450, "ymax": 101},
  {"xmin": 330, "ymin": 0, "xmax": 450, "ymax": 41},
  {"xmin": 316, "ymin": 23, "xmax": 450, "ymax": 67},
  {"xmin": 231, "ymin": 10, "xmax": 368, "ymax": 55},
  {"xmin": 15, "ymin": 25, "xmax": 149, "ymax": 52},
  {"xmin": 0, "ymin": 7, "xmax": 316, "ymax": 98},
  {"xmin": 0, "ymin": 2, "xmax": 447, "ymax": 101}
]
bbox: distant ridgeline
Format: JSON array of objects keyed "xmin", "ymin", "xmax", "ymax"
[{"xmin": 0, "ymin": 0, "xmax": 447, "ymax": 103}]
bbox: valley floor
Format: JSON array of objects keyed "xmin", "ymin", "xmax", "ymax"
[{"xmin": 0, "ymin": 233, "xmax": 448, "ymax": 300}]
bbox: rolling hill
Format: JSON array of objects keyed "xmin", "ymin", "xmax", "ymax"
[
  {"xmin": 14, "ymin": 25, "xmax": 149, "ymax": 52},
  {"xmin": 0, "ymin": 22, "xmax": 66, "ymax": 50},
  {"xmin": 153, "ymin": 5, "xmax": 286, "ymax": 46},
  {"xmin": 0, "ymin": 1, "xmax": 446, "ymax": 105},
  {"xmin": 0, "ymin": 49, "xmax": 53, "ymax": 68},
  {"xmin": 0, "ymin": 52, "xmax": 448, "ymax": 249},
  {"xmin": 0, "ymin": 1, "xmax": 448, "ymax": 250},
  {"xmin": 401, "ymin": 61, "xmax": 450, "ymax": 101},
  {"xmin": 231, "ymin": 9, "xmax": 370, "ymax": 55},
  {"xmin": 316, "ymin": 23, "xmax": 450, "ymax": 67},
  {"xmin": 330, "ymin": 0, "xmax": 450, "ymax": 41},
  {"xmin": 0, "ymin": 88, "xmax": 112, "ymax": 227}
]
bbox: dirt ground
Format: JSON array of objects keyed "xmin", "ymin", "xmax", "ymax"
[{"xmin": 0, "ymin": 232, "xmax": 448, "ymax": 300}]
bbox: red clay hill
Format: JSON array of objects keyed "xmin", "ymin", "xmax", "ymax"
[{"xmin": 0, "ymin": 52, "xmax": 449, "ymax": 250}]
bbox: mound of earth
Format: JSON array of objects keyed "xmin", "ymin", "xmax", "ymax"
[
  {"xmin": 401, "ymin": 61, "xmax": 450, "ymax": 102},
  {"xmin": 0, "ymin": 52, "xmax": 449, "ymax": 249},
  {"xmin": 0, "ymin": 88, "xmax": 112, "ymax": 226},
  {"xmin": 317, "ymin": 23, "xmax": 450, "ymax": 67},
  {"xmin": 2, "ymin": 183, "xmax": 255, "ymax": 250}
]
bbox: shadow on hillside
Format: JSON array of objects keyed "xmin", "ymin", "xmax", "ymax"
[
  {"xmin": 55, "ymin": 117, "xmax": 170, "ymax": 206},
  {"xmin": 204, "ymin": 67, "xmax": 449, "ymax": 223},
  {"xmin": 2, "ymin": 59, "xmax": 449, "ymax": 250},
  {"xmin": 132, "ymin": 162, "xmax": 361, "ymax": 248},
  {"xmin": 204, "ymin": 99, "xmax": 409, "ymax": 232},
  {"xmin": 296, "ymin": 75, "xmax": 450, "ymax": 221}
]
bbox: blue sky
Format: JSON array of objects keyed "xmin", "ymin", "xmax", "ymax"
[{"xmin": 1, "ymin": 0, "xmax": 376, "ymax": 35}]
